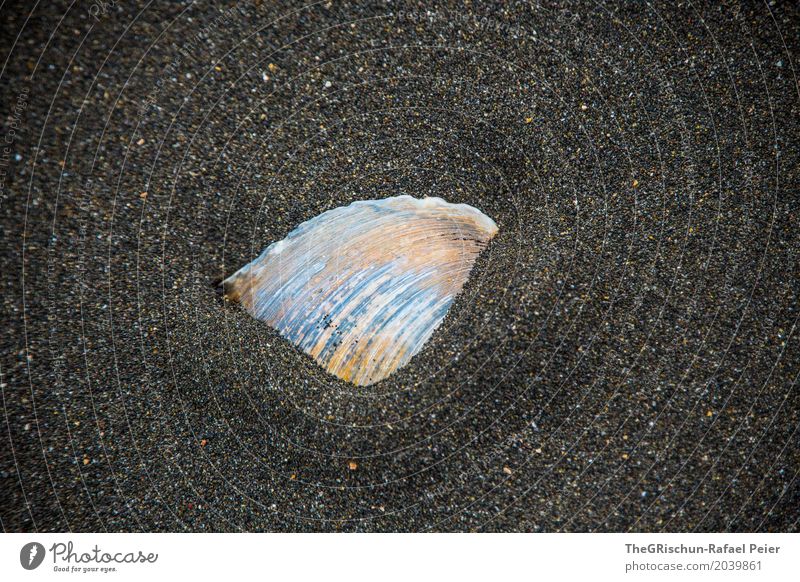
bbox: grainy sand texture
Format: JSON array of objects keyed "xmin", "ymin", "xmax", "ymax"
[{"xmin": 1, "ymin": 1, "xmax": 798, "ymax": 532}]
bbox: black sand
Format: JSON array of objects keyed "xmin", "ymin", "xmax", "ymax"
[{"xmin": 1, "ymin": 0, "xmax": 799, "ymax": 532}]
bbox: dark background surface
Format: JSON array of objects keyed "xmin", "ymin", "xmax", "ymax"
[{"xmin": 1, "ymin": 0, "xmax": 798, "ymax": 532}]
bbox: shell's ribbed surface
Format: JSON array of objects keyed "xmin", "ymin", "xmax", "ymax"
[{"xmin": 223, "ymin": 195, "xmax": 498, "ymax": 386}]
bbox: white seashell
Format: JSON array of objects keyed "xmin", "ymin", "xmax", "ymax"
[{"xmin": 223, "ymin": 195, "xmax": 498, "ymax": 386}]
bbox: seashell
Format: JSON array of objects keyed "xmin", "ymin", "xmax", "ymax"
[{"xmin": 223, "ymin": 195, "xmax": 498, "ymax": 386}]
